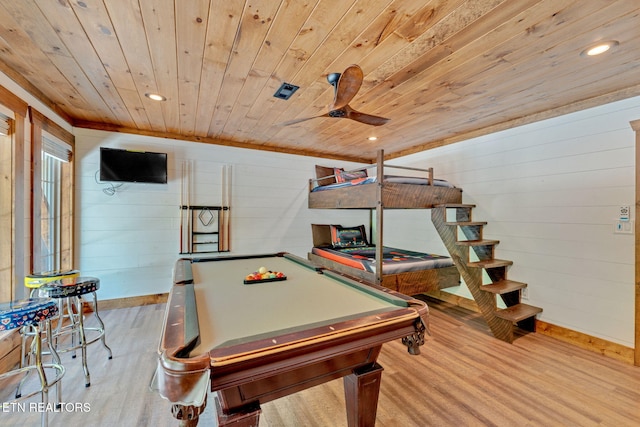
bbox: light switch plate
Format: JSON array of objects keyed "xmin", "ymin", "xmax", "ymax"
[{"xmin": 614, "ymin": 220, "xmax": 633, "ymax": 234}]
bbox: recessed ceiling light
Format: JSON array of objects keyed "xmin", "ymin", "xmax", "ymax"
[
  {"xmin": 368, "ymin": 136, "xmax": 378, "ymax": 141},
  {"xmin": 581, "ymin": 40, "xmax": 619, "ymax": 57},
  {"xmin": 145, "ymin": 93, "xmax": 166, "ymax": 101}
]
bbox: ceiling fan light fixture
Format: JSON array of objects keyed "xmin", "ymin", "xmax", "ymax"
[
  {"xmin": 145, "ymin": 93, "xmax": 166, "ymax": 101},
  {"xmin": 273, "ymin": 82, "xmax": 299, "ymax": 100},
  {"xmin": 581, "ymin": 40, "xmax": 619, "ymax": 57}
]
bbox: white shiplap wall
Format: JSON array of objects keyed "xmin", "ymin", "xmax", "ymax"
[
  {"xmin": 386, "ymin": 96, "xmax": 639, "ymax": 347},
  {"xmin": 74, "ymin": 128, "xmax": 368, "ymax": 301}
]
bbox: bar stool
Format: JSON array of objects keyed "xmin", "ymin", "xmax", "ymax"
[
  {"xmin": 0, "ymin": 298, "xmax": 65, "ymax": 427},
  {"xmin": 24, "ymin": 270, "xmax": 80, "ymax": 296},
  {"xmin": 20, "ymin": 271, "xmax": 80, "ymax": 371},
  {"xmin": 38, "ymin": 276, "xmax": 112, "ymax": 388}
]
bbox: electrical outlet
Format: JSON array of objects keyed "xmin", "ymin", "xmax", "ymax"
[{"xmin": 521, "ymin": 286, "xmax": 529, "ymax": 300}]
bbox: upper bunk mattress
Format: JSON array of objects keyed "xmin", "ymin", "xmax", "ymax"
[
  {"xmin": 311, "ymin": 246, "xmax": 454, "ymax": 275},
  {"xmin": 311, "ymin": 175, "xmax": 455, "ymax": 192}
]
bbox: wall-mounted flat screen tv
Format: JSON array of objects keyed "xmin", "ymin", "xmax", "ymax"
[{"xmin": 99, "ymin": 147, "xmax": 168, "ymax": 184}]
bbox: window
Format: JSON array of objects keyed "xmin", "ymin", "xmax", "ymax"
[
  {"xmin": 39, "ymin": 137, "xmax": 72, "ymax": 271},
  {"xmin": 30, "ymin": 107, "xmax": 74, "ymax": 275}
]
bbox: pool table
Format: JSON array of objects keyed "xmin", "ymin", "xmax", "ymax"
[{"xmin": 152, "ymin": 253, "xmax": 429, "ymax": 427}]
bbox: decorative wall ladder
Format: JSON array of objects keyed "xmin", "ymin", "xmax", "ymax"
[{"xmin": 431, "ymin": 204, "xmax": 542, "ymax": 343}]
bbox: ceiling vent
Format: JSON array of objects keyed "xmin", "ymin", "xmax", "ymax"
[{"xmin": 273, "ymin": 82, "xmax": 299, "ymax": 100}]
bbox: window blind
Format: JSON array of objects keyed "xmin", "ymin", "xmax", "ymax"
[
  {"xmin": 43, "ymin": 134, "xmax": 72, "ymax": 162},
  {"xmin": 0, "ymin": 114, "xmax": 10, "ymax": 136}
]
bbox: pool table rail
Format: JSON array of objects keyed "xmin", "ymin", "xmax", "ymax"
[{"xmin": 153, "ymin": 276, "xmax": 210, "ymax": 420}]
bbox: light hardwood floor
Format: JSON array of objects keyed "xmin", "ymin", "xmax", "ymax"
[{"xmin": 1, "ymin": 297, "xmax": 639, "ymax": 426}]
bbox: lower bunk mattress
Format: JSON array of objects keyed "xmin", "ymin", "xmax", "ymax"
[{"xmin": 311, "ymin": 246, "xmax": 454, "ymax": 275}]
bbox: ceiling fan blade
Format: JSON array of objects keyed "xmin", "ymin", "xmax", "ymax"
[
  {"xmin": 279, "ymin": 112, "xmax": 330, "ymax": 126},
  {"xmin": 332, "ymin": 65, "xmax": 363, "ymax": 110},
  {"xmin": 344, "ymin": 105, "xmax": 390, "ymax": 126}
]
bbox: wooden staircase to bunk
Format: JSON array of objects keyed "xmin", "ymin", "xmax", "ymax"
[{"xmin": 431, "ymin": 204, "xmax": 542, "ymax": 343}]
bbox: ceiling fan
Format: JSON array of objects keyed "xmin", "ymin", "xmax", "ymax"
[{"xmin": 281, "ymin": 64, "xmax": 390, "ymax": 126}]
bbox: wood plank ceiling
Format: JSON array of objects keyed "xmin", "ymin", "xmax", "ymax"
[{"xmin": 0, "ymin": 0, "xmax": 639, "ymax": 162}]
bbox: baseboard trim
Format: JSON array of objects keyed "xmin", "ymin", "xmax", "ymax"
[
  {"xmin": 96, "ymin": 293, "xmax": 168, "ymax": 311},
  {"xmin": 424, "ymin": 290, "xmax": 634, "ymax": 365},
  {"xmin": 535, "ymin": 320, "xmax": 634, "ymax": 364}
]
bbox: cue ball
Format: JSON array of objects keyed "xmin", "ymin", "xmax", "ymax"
[{"xmin": 258, "ymin": 266, "xmax": 267, "ymax": 274}]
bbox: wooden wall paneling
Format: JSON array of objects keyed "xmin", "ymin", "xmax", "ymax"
[
  {"xmin": 0, "ymin": 85, "xmax": 27, "ymax": 299},
  {"xmin": 60, "ymin": 151, "xmax": 73, "ymax": 271},
  {"xmin": 29, "ymin": 115, "xmax": 43, "ymax": 273},
  {"xmin": 29, "ymin": 108, "xmax": 74, "ymax": 146},
  {"xmin": 11, "ymin": 108, "xmax": 25, "ymax": 299},
  {"xmin": 0, "ymin": 85, "xmax": 27, "ymax": 116},
  {"xmin": 0, "ymin": 128, "xmax": 11, "ymax": 302}
]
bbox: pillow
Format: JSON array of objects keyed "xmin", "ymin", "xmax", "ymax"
[
  {"xmin": 330, "ymin": 224, "xmax": 369, "ymax": 248},
  {"xmin": 315, "ymin": 165, "xmax": 339, "ymax": 187},
  {"xmin": 335, "ymin": 168, "xmax": 368, "ymax": 183}
]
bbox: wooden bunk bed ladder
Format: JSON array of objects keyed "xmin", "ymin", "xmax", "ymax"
[{"xmin": 431, "ymin": 204, "xmax": 542, "ymax": 343}]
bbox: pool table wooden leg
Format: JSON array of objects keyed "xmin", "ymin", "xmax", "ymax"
[
  {"xmin": 343, "ymin": 362, "xmax": 384, "ymax": 427},
  {"xmin": 171, "ymin": 399, "xmax": 206, "ymax": 427},
  {"xmin": 215, "ymin": 394, "xmax": 261, "ymax": 427}
]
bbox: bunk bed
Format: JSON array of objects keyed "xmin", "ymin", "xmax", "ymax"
[{"xmin": 307, "ymin": 150, "xmax": 463, "ymax": 295}]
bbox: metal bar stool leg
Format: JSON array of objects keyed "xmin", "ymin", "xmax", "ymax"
[
  {"xmin": 90, "ymin": 291, "xmax": 113, "ymax": 359},
  {"xmin": 65, "ymin": 297, "xmax": 79, "ymax": 359},
  {"xmin": 73, "ymin": 296, "xmax": 91, "ymax": 387},
  {"xmin": 15, "ymin": 325, "xmax": 33, "ymax": 398},
  {"xmin": 32, "ymin": 323, "xmax": 50, "ymax": 427},
  {"xmin": 45, "ymin": 318, "xmax": 64, "ymax": 406}
]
